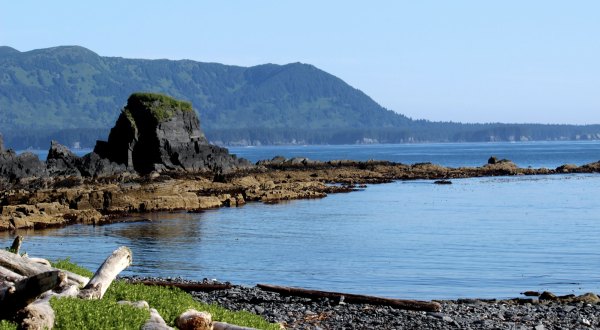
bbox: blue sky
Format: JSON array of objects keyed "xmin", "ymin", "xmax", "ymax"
[{"xmin": 2, "ymin": 1, "xmax": 599, "ymax": 124}]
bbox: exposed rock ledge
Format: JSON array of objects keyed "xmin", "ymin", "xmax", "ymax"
[
  {"xmin": 1, "ymin": 93, "xmax": 599, "ymax": 231},
  {"xmin": 1, "ymin": 157, "xmax": 600, "ymax": 231}
]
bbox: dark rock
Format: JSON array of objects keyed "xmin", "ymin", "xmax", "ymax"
[
  {"xmin": 539, "ymin": 291, "xmax": 558, "ymax": 302},
  {"xmin": 434, "ymin": 179, "xmax": 452, "ymax": 185},
  {"xmin": 522, "ymin": 291, "xmax": 541, "ymax": 297},
  {"xmin": 488, "ymin": 156, "xmax": 498, "ymax": 164},
  {"xmin": 94, "ymin": 93, "xmax": 251, "ymax": 174},
  {"xmin": 46, "ymin": 141, "xmax": 82, "ymax": 176},
  {"xmin": 556, "ymin": 164, "xmax": 578, "ymax": 173},
  {"xmin": 78, "ymin": 152, "xmax": 127, "ymax": 178},
  {"xmin": 0, "ymin": 140, "xmax": 46, "ymax": 181}
]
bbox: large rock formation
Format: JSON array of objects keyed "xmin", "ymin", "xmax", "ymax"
[
  {"xmin": 0, "ymin": 135, "xmax": 46, "ymax": 181},
  {"xmin": 94, "ymin": 93, "xmax": 250, "ymax": 174}
]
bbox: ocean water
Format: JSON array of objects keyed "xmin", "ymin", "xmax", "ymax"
[{"xmin": 3, "ymin": 141, "xmax": 600, "ymax": 300}]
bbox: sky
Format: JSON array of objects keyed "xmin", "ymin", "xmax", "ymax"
[{"xmin": 1, "ymin": 1, "xmax": 599, "ymax": 125}]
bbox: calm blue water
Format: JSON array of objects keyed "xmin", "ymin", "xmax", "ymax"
[
  {"xmin": 229, "ymin": 141, "xmax": 600, "ymax": 168},
  {"xmin": 4, "ymin": 141, "xmax": 600, "ymax": 300}
]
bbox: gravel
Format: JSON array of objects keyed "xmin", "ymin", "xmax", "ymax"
[{"xmin": 122, "ymin": 277, "xmax": 600, "ymax": 329}]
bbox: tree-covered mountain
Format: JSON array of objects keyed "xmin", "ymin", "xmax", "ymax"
[{"xmin": 1, "ymin": 45, "xmax": 599, "ymax": 148}]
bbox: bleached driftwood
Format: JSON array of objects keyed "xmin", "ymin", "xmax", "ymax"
[
  {"xmin": 0, "ymin": 249, "xmax": 89, "ymax": 286},
  {"xmin": 0, "ymin": 265, "xmax": 25, "ymax": 283},
  {"xmin": 78, "ymin": 246, "xmax": 132, "ymax": 299},
  {"xmin": 24, "ymin": 257, "xmax": 52, "ymax": 267},
  {"xmin": 0, "ymin": 271, "xmax": 63, "ymax": 317},
  {"xmin": 213, "ymin": 322, "xmax": 258, "ymax": 330},
  {"xmin": 142, "ymin": 308, "xmax": 174, "ymax": 330},
  {"xmin": 20, "ymin": 280, "xmax": 80, "ymax": 330},
  {"xmin": 14, "ymin": 246, "xmax": 132, "ymax": 329},
  {"xmin": 20, "ymin": 297, "xmax": 56, "ymax": 330}
]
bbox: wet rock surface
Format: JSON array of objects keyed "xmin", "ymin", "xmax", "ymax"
[{"xmin": 122, "ymin": 277, "xmax": 600, "ymax": 329}]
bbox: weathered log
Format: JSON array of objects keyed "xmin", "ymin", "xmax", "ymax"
[
  {"xmin": 135, "ymin": 280, "xmax": 232, "ymax": 292},
  {"xmin": 0, "ymin": 271, "xmax": 63, "ymax": 316},
  {"xmin": 142, "ymin": 308, "xmax": 174, "ymax": 330},
  {"xmin": 20, "ymin": 297, "xmax": 55, "ymax": 330},
  {"xmin": 19, "ymin": 278, "xmax": 80, "ymax": 330},
  {"xmin": 24, "ymin": 257, "xmax": 52, "ymax": 267},
  {"xmin": 213, "ymin": 321, "xmax": 258, "ymax": 330},
  {"xmin": 0, "ymin": 249, "xmax": 89, "ymax": 286},
  {"xmin": 257, "ymin": 284, "xmax": 442, "ymax": 312},
  {"xmin": 10, "ymin": 235, "xmax": 23, "ymax": 254},
  {"xmin": 78, "ymin": 246, "xmax": 132, "ymax": 299},
  {"xmin": 0, "ymin": 265, "xmax": 25, "ymax": 283}
]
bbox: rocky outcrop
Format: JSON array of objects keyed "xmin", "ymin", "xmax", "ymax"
[
  {"xmin": 45, "ymin": 141, "xmax": 126, "ymax": 178},
  {"xmin": 0, "ymin": 137, "xmax": 46, "ymax": 182},
  {"xmin": 94, "ymin": 93, "xmax": 250, "ymax": 174},
  {"xmin": 46, "ymin": 141, "xmax": 82, "ymax": 176}
]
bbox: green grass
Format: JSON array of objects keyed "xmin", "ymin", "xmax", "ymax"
[
  {"xmin": 48, "ymin": 259, "xmax": 278, "ymax": 330},
  {"xmin": 0, "ymin": 320, "xmax": 17, "ymax": 330},
  {"xmin": 51, "ymin": 298, "xmax": 150, "ymax": 330},
  {"xmin": 128, "ymin": 92, "xmax": 193, "ymax": 122}
]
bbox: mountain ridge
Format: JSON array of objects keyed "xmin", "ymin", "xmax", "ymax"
[{"xmin": 1, "ymin": 45, "xmax": 599, "ymax": 148}]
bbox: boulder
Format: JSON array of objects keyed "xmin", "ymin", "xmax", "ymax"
[
  {"xmin": 46, "ymin": 141, "xmax": 82, "ymax": 176},
  {"xmin": 78, "ymin": 152, "xmax": 127, "ymax": 178},
  {"xmin": 94, "ymin": 93, "xmax": 251, "ymax": 174},
  {"xmin": 0, "ymin": 140, "xmax": 47, "ymax": 181}
]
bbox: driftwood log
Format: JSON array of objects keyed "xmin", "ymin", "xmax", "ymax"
[
  {"xmin": 78, "ymin": 246, "xmax": 132, "ymax": 299},
  {"xmin": 0, "ymin": 265, "xmax": 25, "ymax": 283},
  {"xmin": 0, "ymin": 271, "xmax": 63, "ymax": 317},
  {"xmin": 0, "ymin": 249, "xmax": 89, "ymax": 287},
  {"xmin": 257, "ymin": 283, "xmax": 442, "ymax": 312},
  {"xmin": 0, "ymin": 245, "xmax": 132, "ymax": 329},
  {"xmin": 0, "ymin": 242, "xmax": 260, "ymax": 330},
  {"xmin": 134, "ymin": 280, "xmax": 232, "ymax": 292}
]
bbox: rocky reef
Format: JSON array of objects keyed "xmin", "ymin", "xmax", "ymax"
[
  {"xmin": 94, "ymin": 93, "xmax": 250, "ymax": 174},
  {"xmin": 1, "ymin": 93, "xmax": 251, "ymax": 185}
]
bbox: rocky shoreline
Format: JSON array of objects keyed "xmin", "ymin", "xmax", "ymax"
[
  {"xmin": 2, "ymin": 93, "xmax": 599, "ymax": 232},
  {"xmin": 2, "ymin": 158, "xmax": 600, "ymax": 232},
  {"xmin": 124, "ymin": 277, "xmax": 600, "ymax": 329}
]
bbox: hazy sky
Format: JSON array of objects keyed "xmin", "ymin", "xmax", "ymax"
[{"xmin": 2, "ymin": 1, "xmax": 599, "ymax": 124}]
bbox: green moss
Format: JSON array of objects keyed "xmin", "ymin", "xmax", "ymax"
[
  {"xmin": 122, "ymin": 108, "xmax": 137, "ymax": 130},
  {"xmin": 49, "ymin": 259, "xmax": 278, "ymax": 330},
  {"xmin": 127, "ymin": 92, "xmax": 193, "ymax": 123},
  {"xmin": 0, "ymin": 320, "xmax": 17, "ymax": 330}
]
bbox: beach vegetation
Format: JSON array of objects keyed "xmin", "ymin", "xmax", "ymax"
[{"xmin": 47, "ymin": 259, "xmax": 278, "ymax": 329}]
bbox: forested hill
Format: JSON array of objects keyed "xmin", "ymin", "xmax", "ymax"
[{"xmin": 1, "ymin": 45, "xmax": 599, "ymax": 149}]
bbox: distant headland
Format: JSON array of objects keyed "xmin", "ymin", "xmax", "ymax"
[{"xmin": 1, "ymin": 45, "xmax": 599, "ymax": 149}]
